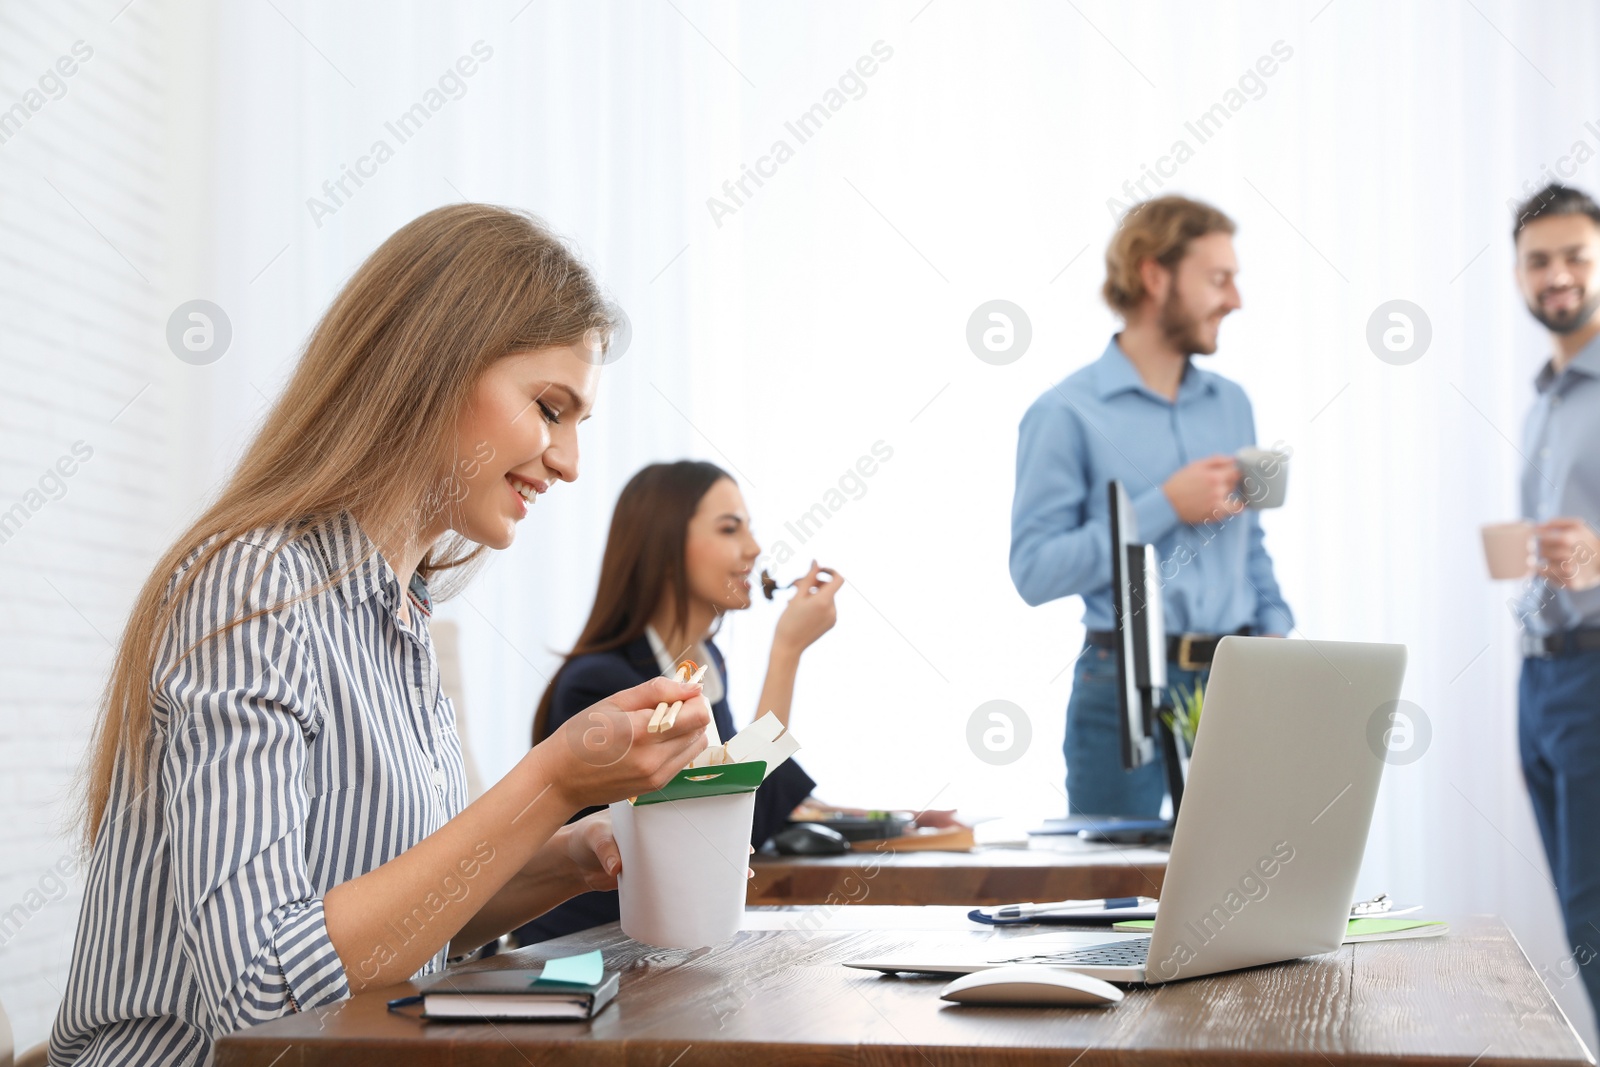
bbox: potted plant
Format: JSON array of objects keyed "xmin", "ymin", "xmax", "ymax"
[{"xmin": 1161, "ymin": 680, "xmax": 1204, "ymax": 777}]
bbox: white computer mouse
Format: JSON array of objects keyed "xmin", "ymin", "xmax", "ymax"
[{"xmin": 939, "ymin": 966, "xmax": 1125, "ymax": 1007}]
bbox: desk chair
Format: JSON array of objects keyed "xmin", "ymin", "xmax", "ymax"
[
  {"xmin": 430, "ymin": 618, "xmax": 487, "ymax": 801},
  {"xmin": 0, "ymin": 996, "xmax": 48, "ymax": 1067}
]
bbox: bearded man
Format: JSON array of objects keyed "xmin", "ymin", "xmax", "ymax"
[
  {"xmin": 1009, "ymin": 195, "xmax": 1293, "ymax": 817},
  {"xmin": 1506, "ymin": 182, "xmax": 1600, "ymax": 1020}
]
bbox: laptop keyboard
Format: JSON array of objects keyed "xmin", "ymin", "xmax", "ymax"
[{"xmin": 998, "ymin": 937, "xmax": 1150, "ymax": 967}]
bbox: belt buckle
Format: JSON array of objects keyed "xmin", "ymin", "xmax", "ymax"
[{"xmin": 1176, "ymin": 634, "xmax": 1204, "ymax": 671}]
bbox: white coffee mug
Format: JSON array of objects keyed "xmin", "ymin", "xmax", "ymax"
[{"xmin": 1235, "ymin": 446, "xmax": 1290, "ymax": 510}]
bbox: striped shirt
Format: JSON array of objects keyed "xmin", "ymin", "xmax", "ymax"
[{"xmin": 50, "ymin": 513, "xmax": 468, "ymax": 1066}]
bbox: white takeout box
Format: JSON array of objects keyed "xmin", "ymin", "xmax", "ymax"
[
  {"xmin": 610, "ymin": 714, "xmax": 800, "ymax": 949},
  {"xmin": 610, "ymin": 783, "xmax": 759, "ymax": 949}
]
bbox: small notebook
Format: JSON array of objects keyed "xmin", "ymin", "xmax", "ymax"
[{"xmin": 410, "ymin": 951, "xmax": 620, "ymax": 1021}]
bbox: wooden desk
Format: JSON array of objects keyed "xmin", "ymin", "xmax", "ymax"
[
  {"xmin": 748, "ymin": 835, "xmax": 1169, "ymax": 906},
  {"xmin": 217, "ymin": 908, "xmax": 1592, "ymax": 1066}
]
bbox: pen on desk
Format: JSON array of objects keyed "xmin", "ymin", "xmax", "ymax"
[
  {"xmin": 386, "ymin": 993, "xmax": 424, "ymax": 1013},
  {"xmin": 991, "ymin": 895, "xmax": 1157, "ymax": 919}
]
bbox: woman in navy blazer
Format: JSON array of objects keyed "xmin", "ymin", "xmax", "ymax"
[{"xmin": 516, "ymin": 460, "xmax": 841, "ymax": 944}]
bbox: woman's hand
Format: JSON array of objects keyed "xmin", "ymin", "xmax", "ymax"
[
  {"xmin": 563, "ymin": 811, "xmax": 623, "ymax": 893},
  {"xmin": 538, "ymin": 676, "xmax": 712, "ymax": 812},
  {"xmin": 773, "ymin": 560, "xmax": 844, "ymax": 656}
]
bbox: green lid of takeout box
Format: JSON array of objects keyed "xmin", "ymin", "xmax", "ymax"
[{"xmin": 631, "ymin": 761, "xmax": 767, "ymax": 806}]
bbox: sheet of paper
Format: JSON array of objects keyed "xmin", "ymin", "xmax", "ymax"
[{"xmin": 537, "ymin": 949, "xmax": 603, "ymax": 986}]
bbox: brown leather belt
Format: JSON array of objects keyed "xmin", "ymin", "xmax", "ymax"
[{"xmin": 1084, "ymin": 628, "xmax": 1253, "ymax": 670}]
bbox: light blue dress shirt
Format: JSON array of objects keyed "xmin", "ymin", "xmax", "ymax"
[
  {"xmin": 1009, "ymin": 337, "xmax": 1294, "ymax": 635},
  {"xmin": 1516, "ymin": 332, "xmax": 1600, "ymax": 635}
]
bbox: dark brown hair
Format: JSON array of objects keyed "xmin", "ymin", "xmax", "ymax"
[
  {"xmin": 1103, "ymin": 195, "xmax": 1236, "ymax": 314},
  {"xmin": 532, "ymin": 461, "xmax": 732, "ymax": 743},
  {"xmin": 1513, "ymin": 183, "xmax": 1600, "ymax": 240}
]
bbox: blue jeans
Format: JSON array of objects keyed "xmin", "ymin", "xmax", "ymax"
[
  {"xmin": 1064, "ymin": 644, "xmax": 1208, "ymax": 816},
  {"xmin": 1519, "ymin": 649, "xmax": 1600, "ymax": 1017}
]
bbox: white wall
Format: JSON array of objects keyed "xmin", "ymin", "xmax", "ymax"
[
  {"xmin": 0, "ymin": 0, "xmax": 210, "ymax": 1044},
  {"xmin": 3, "ymin": 0, "xmax": 1598, "ymax": 1051}
]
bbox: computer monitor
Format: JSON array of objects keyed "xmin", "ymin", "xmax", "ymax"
[
  {"xmin": 1108, "ymin": 480, "xmax": 1187, "ymax": 821},
  {"xmin": 1108, "ymin": 480, "xmax": 1164, "ymax": 770}
]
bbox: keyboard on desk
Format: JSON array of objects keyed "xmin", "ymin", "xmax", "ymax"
[{"xmin": 998, "ymin": 936, "xmax": 1150, "ymax": 968}]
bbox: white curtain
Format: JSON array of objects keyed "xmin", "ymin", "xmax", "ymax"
[
  {"xmin": 198, "ymin": 0, "xmax": 729, "ymax": 785},
  {"xmin": 4, "ymin": 0, "xmax": 1597, "ymax": 1049},
  {"xmin": 609, "ymin": 0, "xmax": 1599, "ymax": 1041}
]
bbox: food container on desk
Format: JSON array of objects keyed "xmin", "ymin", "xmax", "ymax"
[{"xmin": 609, "ymin": 759, "xmax": 766, "ymax": 949}]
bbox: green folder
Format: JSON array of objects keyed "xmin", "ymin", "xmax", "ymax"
[
  {"xmin": 1343, "ymin": 918, "xmax": 1448, "ymax": 940},
  {"xmin": 631, "ymin": 760, "xmax": 767, "ymax": 806}
]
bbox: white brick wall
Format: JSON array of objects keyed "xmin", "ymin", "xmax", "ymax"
[{"xmin": 0, "ymin": 0, "xmax": 177, "ymax": 1048}]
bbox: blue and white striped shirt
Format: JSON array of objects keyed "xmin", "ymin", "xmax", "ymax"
[{"xmin": 51, "ymin": 513, "xmax": 468, "ymax": 1066}]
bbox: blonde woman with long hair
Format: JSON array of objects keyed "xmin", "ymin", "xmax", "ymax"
[{"xmin": 50, "ymin": 205, "xmax": 713, "ymax": 1066}]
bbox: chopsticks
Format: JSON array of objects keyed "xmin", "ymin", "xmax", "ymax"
[{"xmin": 648, "ymin": 659, "xmax": 707, "ymax": 733}]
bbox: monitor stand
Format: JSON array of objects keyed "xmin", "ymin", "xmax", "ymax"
[
  {"xmin": 1074, "ymin": 714, "xmax": 1187, "ymax": 845},
  {"xmin": 1028, "ymin": 815, "xmax": 1171, "ymax": 839},
  {"xmin": 1078, "ymin": 821, "xmax": 1173, "ymax": 845}
]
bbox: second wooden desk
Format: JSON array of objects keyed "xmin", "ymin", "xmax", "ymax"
[{"xmin": 747, "ymin": 835, "xmax": 1169, "ymax": 906}]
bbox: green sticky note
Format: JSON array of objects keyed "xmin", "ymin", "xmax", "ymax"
[{"xmin": 534, "ymin": 949, "xmax": 603, "ymax": 987}]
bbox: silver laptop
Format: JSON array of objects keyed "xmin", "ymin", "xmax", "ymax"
[{"xmin": 846, "ymin": 636, "xmax": 1407, "ymax": 983}]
